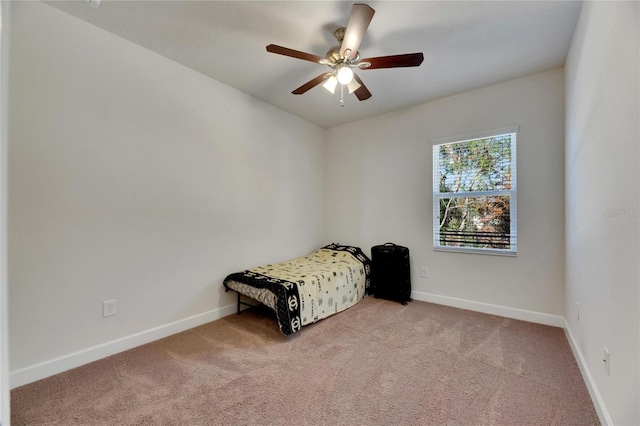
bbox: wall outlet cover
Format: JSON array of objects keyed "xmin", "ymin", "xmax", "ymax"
[{"xmin": 103, "ymin": 299, "xmax": 117, "ymax": 317}]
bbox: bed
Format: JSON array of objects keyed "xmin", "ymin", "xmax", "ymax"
[{"xmin": 223, "ymin": 243, "xmax": 371, "ymax": 336}]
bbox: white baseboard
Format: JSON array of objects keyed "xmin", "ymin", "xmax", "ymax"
[
  {"xmin": 10, "ymin": 303, "xmax": 238, "ymax": 389},
  {"xmin": 563, "ymin": 319, "xmax": 613, "ymax": 426},
  {"xmin": 411, "ymin": 290, "xmax": 566, "ymax": 327}
]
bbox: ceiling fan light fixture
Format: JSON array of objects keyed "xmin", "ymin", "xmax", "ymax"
[
  {"xmin": 322, "ymin": 75, "xmax": 338, "ymax": 94},
  {"xmin": 336, "ymin": 64, "xmax": 354, "ymax": 85}
]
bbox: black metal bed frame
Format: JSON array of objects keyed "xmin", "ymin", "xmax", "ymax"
[{"xmin": 225, "ymin": 287, "xmax": 259, "ymax": 314}]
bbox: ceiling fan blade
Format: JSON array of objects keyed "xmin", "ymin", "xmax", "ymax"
[
  {"xmin": 360, "ymin": 53, "xmax": 424, "ymax": 69},
  {"xmin": 292, "ymin": 73, "xmax": 333, "ymax": 95},
  {"xmin": 266, "ymin": 44, "xmax": 325, "ymax": 64},
  {"xmin": 340, "ymin": 4, "xmax": 375, "ymax": 60},
  {"xmin": 352, "ymin": 74, "xmax": 372, "ymax": 101}
]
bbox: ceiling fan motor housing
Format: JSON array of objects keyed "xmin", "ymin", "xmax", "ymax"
[{"xmin": 326, "ymin": 47, "xmax": 360, "ymax": 67}]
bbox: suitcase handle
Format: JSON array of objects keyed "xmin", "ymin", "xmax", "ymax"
[{"xmin": 379, "ymin": 242, "xmax": 396, "ymax": 253}]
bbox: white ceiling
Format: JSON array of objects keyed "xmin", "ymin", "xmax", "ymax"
[{"xmin": 45, "ymin": 1, "xmax": 582, "ymax": 128}]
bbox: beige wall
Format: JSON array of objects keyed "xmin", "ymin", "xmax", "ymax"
[
  {"xmin": 565, "ymin": 2, "xmax": 639, "ymax": 424},
  {"xmin": 325, "ymin": 69, "xmax": 566, "ymax": 318},
  {"xmin": 0, "ymin": 1, "xmax": 10, "ymax": 422},
  {"xmin": 8, "ymin": 1, "xmax": 325, "ymax": 383}
]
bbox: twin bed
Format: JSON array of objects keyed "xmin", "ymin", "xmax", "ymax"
[{"xmin": 223, "ymin": 244, "xmax": 371, "ymax": 336}]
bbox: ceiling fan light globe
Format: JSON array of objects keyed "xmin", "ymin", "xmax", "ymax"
[{"xmin": 337, "ymin": 66, "xmax": 354, "ymax": 85}]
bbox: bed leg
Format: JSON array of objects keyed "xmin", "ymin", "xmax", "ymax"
[{"xmin": 232, "ymin": 289, "xmax": 258, "ymax": 314}]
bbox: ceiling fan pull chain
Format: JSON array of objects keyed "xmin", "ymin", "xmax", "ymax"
[{"xmin": 340, "ymin": 83, "xmax": 345, "ymax": 107}]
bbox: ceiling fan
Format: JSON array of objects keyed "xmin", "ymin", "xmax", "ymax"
[{"xmin": 266, "ymin": 3, "xmax": 424, "ymax": 105}]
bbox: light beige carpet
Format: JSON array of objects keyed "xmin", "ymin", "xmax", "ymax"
[{"xmin": 12, "ymin": 297, "xmax": 599, "ymax": 425}]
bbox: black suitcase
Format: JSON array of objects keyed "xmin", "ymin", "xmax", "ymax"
[{"xmin": 371, "ymin": 243, "xmax": 412, "ymax": 305}]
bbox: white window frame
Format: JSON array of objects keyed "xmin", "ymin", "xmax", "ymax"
[{"xmin": 432, "ymin": 126, "xmax": 518, "ymax": 256}]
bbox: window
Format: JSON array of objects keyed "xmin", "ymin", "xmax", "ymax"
[{"xmin": 432, "ymin": 127, "xmax": 517, "ymax": 255}]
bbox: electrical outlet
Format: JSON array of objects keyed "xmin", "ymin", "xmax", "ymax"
[
  {"xmin": 420, "ymin": 267, "xmax": 429, "ymax": 278},
  {"xmin": 576, "ymin": 302, "xmax": 580, "ymax": 321},
  {"xmin": 603, "ymin": 347, "xmax": 610, "ymax": 375},
  {"xmin": 103, "ymin": 299, "xmax": 117, "ymax": 317}
]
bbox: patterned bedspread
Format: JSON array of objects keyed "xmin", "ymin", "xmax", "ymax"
[{"xmin": 223, "ymin": 244, "xmax": 371, "ymax": 336}]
